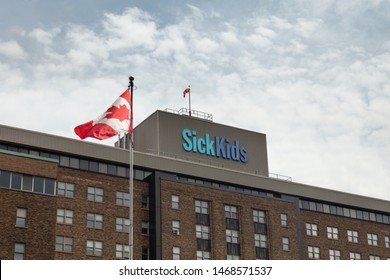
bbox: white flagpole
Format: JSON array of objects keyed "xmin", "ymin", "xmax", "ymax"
[{"xmin": 128, "ymin": 76, "xmax": 134, "ymax": 260}]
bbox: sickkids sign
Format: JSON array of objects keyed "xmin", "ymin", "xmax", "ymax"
[{"xmin": 181, "ymin": 128, "xmax": 248, "ymax": 163}]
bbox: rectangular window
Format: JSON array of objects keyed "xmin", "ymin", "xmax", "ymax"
[
  {"xmin": 11, "ymin": 173, "xmax": 22, "ymax": 190},
  {"xmin": 116, "ymin": 192, "xmax": 130, "ymax": 207},
  {"xmin": 142, "ymin": 221, "xmax": 149, "ymax": 235},
  {"xmin": 306, "ymin": 223, "xmax": 318, "ymax": 236},
  {"xmin": 0, "ymin": 170, "xmax": 11, "ymax": 187},
  {"xmin": 226, "ymin": 229, "xmax": 239, "ymax": 244},
  {"xmin": 197, "ymin": 250, "xmax": 210, "ymax": 260},
  {"xmin": 327, "ymin": 227, "xmax": 339, "ymax": 239},
  {"xmin": 44, "ymin": 178, "xmax": 55, "ymax": 195},
  {"xmin": 225, "ymin": 205, "xmax": 238, "ymax": 219},
  {"xmin": 347, "ymin": 230, "xmax": 359, "ymax": 243},
  {"xmin": 22, "ymin": 175, "xmax": 33, "ymax": 191},
  {"xmin": 172, "ymin": 220, "xmax": 180, "ymax": 235},
  {"xmin": 196, "ymin": 225, "xmax": 210, "ymax": 239},
  {"xmin": 55, "ymin": 236, "xmax": 73, "ymax": 252},
  {"xmin": 227, "ymin": 254, "xmax": 240, "ymax": 260},
  {"xmin": 172, "ymin": 195, "xmax": 179, "ymax": 209},
  {"xmin": 116, "ymin": 244, "xmax": 130, "ymax": 259},
  {"xmin": 308, "ymin": 246, "xmax": 320, "ymax": 259},
  {"xmin": 280, "ymin": 213, "xmax": 287, "ymax": 226},
  {"xmin": 88, "ymin": 187, "xmax": 103, "ymax": 202},
  {"xmin": 254, "ymin": 233, "xmax": 267, "ymax": 248},
  {"xmin": 329, "ymin": 249, "xmax": 341, "ymax": 260},
  {"xmin": 87, "ymin": 213, "xmax": 103, "ymax": 229},
  {"xmin": 56, "ymin": 209, "xmax": 73, "ymax": 225},
  {"xmin": 141, "ymin": 195, "xmax": 149, "ymax": 209},
  {"xmin": 282, "ymin": 237, "xmax": 289, "ymax": 251},
  {"xmin": 367, "ymin": 233, "xmax": 378, "ymax": 246},
  {"xmin": 33, "ymin": 176, "xmax": 44, "ymax": 193},
  {"xmin": 350, "ymin": 252, "xmax": 361, "ymax": 260},
  {"xmin": 57, "ymin": 182, "xmax": 74, "ymax": 198},
  {"xmin": 86, "ymin": 240, "xmax": 103, "ymax": 256},
  {"xmin": 369, "ymin": 255, "xmax": 380, "ymax": 260},
  {"xmin": 116, "ymin": 217, "xmax": 130, "ymax": 233},
  {"xmin": 385, "ymin": 236, "xmax": 390, "ymax": 248},
  {"xmin": 16, "ymin": 208, "xmax": 27, "ymax": 227},
  {"xmin": 195, "ymin": 200, "xmax": 209, "ymax": 214},
  {"xmin": 142, "ymin": 247, "xmax": 149, "ymax": 260},
  {"xmin": 14, "ymin": 243, "xmax": 25, "ymax": 260},
  {"xmin": 253, "ymin": 209, "xmax": 266, "ymax": 223},
  {"xmin": 173, "ymin": 246, "xmax": 181, "ymax": 260}
]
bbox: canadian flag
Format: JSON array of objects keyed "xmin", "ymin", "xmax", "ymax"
[
  {"xmin": 74, "ymin": 89, "xmax": 133, "ymax": 140},
  {"xmin": 183, "ymin": 86, "xmax": 190, "ymax": 97}
]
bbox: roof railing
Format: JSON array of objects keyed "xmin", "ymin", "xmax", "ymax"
[{"xmin": 165, "ymin": 108, "xmax": 213, "ymax": 122}]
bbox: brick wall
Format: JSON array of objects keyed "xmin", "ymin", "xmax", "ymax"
[{"xmin": 159, "ymin": 178, "xmax": 299, "ymax": 260}]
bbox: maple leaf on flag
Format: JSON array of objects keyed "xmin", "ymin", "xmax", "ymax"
[{"xmin": 74, "ymin": 89, "xmax": 133, "ymax": 140}]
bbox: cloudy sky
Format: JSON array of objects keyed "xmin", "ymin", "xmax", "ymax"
[{"xmin": 1, "ymin": 0, "xmax": 389, "ymax": 200}]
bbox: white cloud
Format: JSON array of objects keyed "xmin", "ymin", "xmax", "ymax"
[
  {"xmin": 0, "ymin": 3, "xmax": 389, "ymax": 200},
  {"xmin": 28, "ymin": 28, "xmax": 58, "ymax": 45},
  {"xmin": 0, "ymin": 40, "xmax": 26, "ymax": 59}
]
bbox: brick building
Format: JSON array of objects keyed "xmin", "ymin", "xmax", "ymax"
[{"xmin": 0, "ymin": 110, "xmax": 389, "ymax": 260}]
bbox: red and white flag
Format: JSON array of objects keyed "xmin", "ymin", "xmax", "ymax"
[
  {"xmin": 74, "ymin": 89, "xmax": 133, "ymax": 140},
  {"xmin": 183, "ymin": 86, "xmax": 190, "ymax": 98}
]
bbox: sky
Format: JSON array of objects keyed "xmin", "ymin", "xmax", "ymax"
[{"xmin": 0, "ymin": 0, "xmax": 389, "ymax": 201}]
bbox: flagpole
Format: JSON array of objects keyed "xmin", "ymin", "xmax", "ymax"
[
  {"xmin": 188, "ymin": 85, "xmax": 191, "ymax": 116},
  {"xmin": 128, "ymin": 76, "xmax": 134, "ymax": 260}
]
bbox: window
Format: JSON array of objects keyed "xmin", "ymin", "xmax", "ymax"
[
  {"xmin": 254, "ymin": 234, "xmax": 267, "ymax": 248},
  {"xmin": 56, "ymin": 209, "xmax": 73, "ymax": 224},
  {"xmin": 306, "ymin": 223, "xmax": 318, "ymax": 236},
  {"xmin": 86, "ymin": 240, "xmax": 103, "ymax": 256},
  {"xmin": 347, "ymin": 230, "xmax": 358, "ymax": 243},
  {"xmin": 195, "ymin": 200, "xmax": 209, "ymax": 214},
  {"xmin": 141, "ymin": 195, "xmax": 149, "ymax": 209},
  {"xmin": 308, "ymin": 246, "xmax": 320, "ymax": 259},
  {"xmin": 197, "ymin": 250, "xmax": 210, "ymax": 260},
  {"xmin": 329, "ymin": 249, "xmax": 341, "ymax": 260},
  {"xmin": 367, "ymin": 233, "xmax": 378, "ymax": 246},
  {"xmin": 116, "ymin": 244, "xmax": 130, "ymax": 259},
  {"xmin": 280, "ymin": 213, "xmax": 287, "ymax": 226},
  {"xmin": 385, "ymin": 236, "xmax": 390, "ymax": 248},
  {"xmin": 173, "ymin": 246, "xmax": 181, "ymax": 260},
  {"xmin": 0, "ymin": 170, "xmax": 11, "ymax": 187},
  {"xmin": 225, "ymin": 205, "xmax": 238, "ymax": 219},
  {"xmin": 227, "ymin": 254, "xmax": 240, "ymax": 260},
  {"xmin": 142, "ymin": 247, "xmax": 149, "ymax": 260},
  {"xmin": 172, "ymin": 220, "xmax": 180, "ymax": 235},
  {"xmin": 142, "ymin": 221, "xmax": 149, "ymax": 235},
  {"xmin": 16, "ymin": 208, "xmax": 27, "ymax": 227},
  {"xmin": 22, "ymin": 175, "xmax": 33, "ymax": 191},
  {"xmin": 226, "ymin": 229, "xmax": 239, "ymax": 243},
  {"xmin": 327, "ymin": 227, "xmax": 339, "ymax": 240},
  {"xmin": 14, "ymin": 243, "xmax": 25, "ymax": 260},
  {"xmin": 87, "ymin": 213, "xmax": 103, "ymax": 229},
  {"xmin": 116, "ymin": 192, "xmax": 130, "ymax": 207},
  {"xmin": 172, "ymin": 195, "xmax": 179, "ymax": 209},
  {"xmin": 369, "ymin": 255, "xmax": 380, "ymax": 260},
  {"xmin": 282, "ymin": 237, "xmax": 289, "ymax": 251},
  {"xmin": 55, "ymin": 236, "xmax": 73, "ymax": 252},
  {"xmin": 196, "ymin": 225, "xmax": 210, "ymax": 239},
  {"xmin": 88, "ymin": 187, "xmax": 103, "ymax": 202},
  {"xmin": 116, "ymin": 217, "xmax": 130, "ymax": 233},
  {"xmin": 349, "ymin": 252, "xmax": 361, "ymax": 260},
  {"xmin": 57, "ymin": 182, "xmax": 74, "ymax": 198},
  {"xmin": 253, "ymin": 209, "xmax": 266, "ymax": 223}
]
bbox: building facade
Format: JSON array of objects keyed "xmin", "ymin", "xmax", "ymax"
[{"xmin": 0, "ymin": 110, "xmax": 389, "ymax": 260}]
